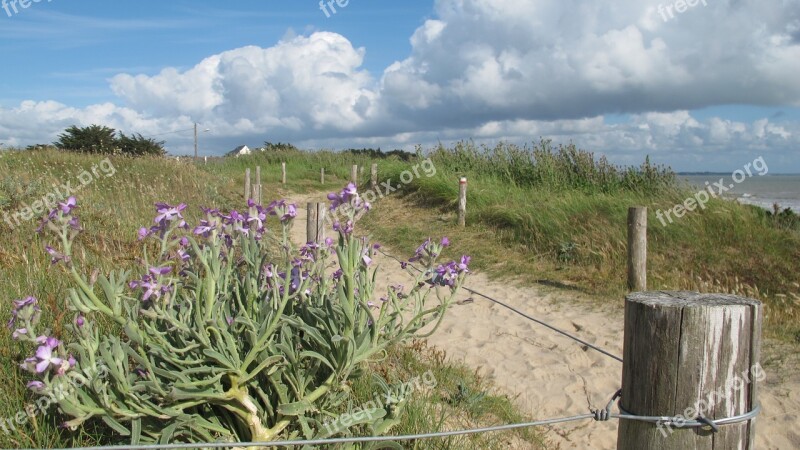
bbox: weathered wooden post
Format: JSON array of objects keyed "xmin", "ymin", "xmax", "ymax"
[
  {"xmin": 627, "ymin": 207, "xmax": 647, "ymax": 291},
  {"xmin": 458, "ymin": 177, "xmax": 467, "ymax": 227},
  {"xmin": 306, "ymin": 202, "xmax": 326, "ymax": 243},
  {"xmin": 256, "ymin": 166, "xmax": 262, "ymax": 204},
  {"xmin": 321, "ymin": 167, "xmax": 325, "ymax": 184},
  {"xmin": 618, "ymin": 291, "xmax": 762, "ymax": 450},
  {"xmin": 307, "ymin": 203, "xmax": 318, "ymax": 244},
  {"xmin": 351, "ymin": 165, "xmax": 358, "ymax": 185},
  {"xmin": 252, "ymin": 185, "xmax": 259, "ymax": 205},
  {"xmin": 245, "ymin": 168, "xmax": 251, "ymax": 201},
  {"xmin": 316, "ymin": 203, "xmax": 326, "ymax": 242},
  {"xmin": 281, "ymin": 162, "xmax": 287, "ymax": 184},
  {"xmin": 371, "ymin": 163, "xmax": 378, "ymax": 189}
]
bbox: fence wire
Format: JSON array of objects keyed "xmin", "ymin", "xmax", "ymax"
[{"xmin": 376, "ymin": 249, "xmax": 623, "ymax": 363}]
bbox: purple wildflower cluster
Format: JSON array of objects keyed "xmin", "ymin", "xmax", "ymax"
[
  {"xmin": 9, "ymin": 297, "xmax": 76, "ymax": 381},
  {"xmin": 400, "ymin": 237, "xmax": 471, "ymax": 288},
  {"xmin": 36, "ymin": 197, "xmax": 81, "ymax": 266},
  {"xmin": 328, "ymin": 183, "xmax": 371, "ymax": 234},
  {"xmin": 129, "ymin": 266, "xmax": 174, "ymax": 303}
]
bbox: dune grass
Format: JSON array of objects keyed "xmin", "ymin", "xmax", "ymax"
[
  {"xmin": 355, "ymin": 141, "xmax": 800, "ymax": 343},
  {"xmin": 0, "ymin": 148, "xmax": 545, "ymax": 449}
]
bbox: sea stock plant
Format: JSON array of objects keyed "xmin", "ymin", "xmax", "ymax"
[{"xmin": 8, "ymin": 183, "xmax": 470, "ymax": 446}]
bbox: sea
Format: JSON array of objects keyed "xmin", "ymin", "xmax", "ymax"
[{"xmin": 680, "ymin": 174, "xmax": 800, "ymax": 213}]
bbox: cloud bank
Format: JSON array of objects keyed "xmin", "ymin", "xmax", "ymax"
[{"xmin": 2, "ymin": 0, "xmax": 799, "ymax": 170}]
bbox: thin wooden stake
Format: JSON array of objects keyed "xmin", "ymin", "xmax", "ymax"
[
  {"xmin": 321, "ymin": 167, "xmax": 325, "ymax": 184},
  {"xmin": 371, "ymin": 163, "xmax": 378, "ymax": 189},
  {"xmin": 245, "ymin": 168, "xmax": 251, "ymax": 201},
  {"xmin": 627, "ymin": 207, "xmax": 647, "ymax": 292},
  {"xmin": 351, "ymin": 165, "xmax": 358, "ymax": 185},
  {"xmin": 281, "ymin": 162, "xmax": 287, "ymax": 184},
  {"xmin": 458, "ymin": 177, "xmax": 467, "ymax": 227}
]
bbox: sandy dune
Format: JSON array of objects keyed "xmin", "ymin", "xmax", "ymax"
[{"xmin": 287, "ymin": 194, "xmax": 800, "ymax": 449}]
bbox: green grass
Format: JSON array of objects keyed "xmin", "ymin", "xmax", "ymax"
[
  {"xmin": 356, "ymin": 141, "xmax": 800, "ymax": 343},
  {"xmin": 0, "ymin": 148, "xmax": 546, "ymax": 449}
]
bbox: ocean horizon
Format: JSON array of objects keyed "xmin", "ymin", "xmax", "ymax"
[{"xmin": 680, "ymin": 174, "xmax": 800, "ymax": 212}]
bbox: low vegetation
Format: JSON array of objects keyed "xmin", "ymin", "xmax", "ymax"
[{"xmin": 0, "ymin": 148, "xmax": 544, "ymax": 449}]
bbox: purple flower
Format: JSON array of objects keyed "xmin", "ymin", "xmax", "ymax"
[
  {"xmin": 137, "ymin": 227, "xmax": 150, "ymax": 240},
  {"xmin": 12, "ymin": 328, "xmax": 28, "ymax": 340},
  {"xmin": 280, "ymin": 204, "xmax": 297, "ymax": 222},
  {"xmin": 12, "ymin": 296, "xmax": 37, "ymax": 310},
  {"xmin": 33, "ymin": 337, "xmax": 64, "ymax": 373},
  {"xmin": 226, "ymin": 316, "xmax": 234, "ymax": 326},
  {"xmin": 59, "ymin": 197, "xmax": 77, "ymax": 214},
  {"xmin": 328, "ymin": 183, "xmax": 359, "ymax": 211},
  {"xmin": 458, "ymin": 255, "xmax": 471, "ymax": 273},
  {"xmin": 27, "ymin": 381, "xmax": 45, "ymax": 392},
  {"xmin": 193, "ymin": 219, "xmax": 217, "ymax": 237},
  {"xmin": 75, "ymin": 314, "xmax": 85, "ymax": 328},
  {"xmin": 362, "ymin": 254, "xmax": 373, "ymax": 266},
  {"xmin": 441, "ymin": 237, "xmax": 450, "ymax": 247},
  {"xmin": 149, "ymin": 266, "xmax": 172, "ymax": 276},
  {"xmin": 45, "ymin": 246, "xmax": 70, "ymax": 265},
  {"xmin": 154, "ymin": 202, "xmax": 187, "ymax": 224}
]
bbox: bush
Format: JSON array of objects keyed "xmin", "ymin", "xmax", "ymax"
[
  {"xmin": 54, "ymin": 125, "xmax": 166, "ymax": 156},
  {"xmin": 9, "ymin": 185, "xmax": 469, "ymax": 445}
]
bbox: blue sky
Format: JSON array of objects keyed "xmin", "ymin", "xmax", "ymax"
[{"xmin": 1, "ymin": 0, "xmax": 799, "ymax": 172}]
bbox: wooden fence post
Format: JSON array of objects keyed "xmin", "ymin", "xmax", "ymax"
[
  {"xmin": 281, "ymin": 162, "xmax": 287, "ymax": 184},
  {"xmin": 321, "ymin": 167, "xmax": 325, "ymax": 184},
  {"xmin": 458, "ymin": 177, "xmax": 467, "ymax": 227},
  {"xmin": 256, "ymin": 166, "xmax": 262, "ymax": 204},
  {"xmin": 306, "ymin": 202, "xmax": 326, "ymax": 243},
  {"xmin": 618, "ymin": 291, "xmax": 762, "ymax": 449},
  {"xmin": 351, "ymin": 165, "xmax": 358, "ymax": 185},
  {"xmin": 245, "ymin": 168, "xmax": 251, "ymax": 201},
  {"xmin": 371, "ymin": 163, "xmax": 378, "ymax": 189},
  {"xmin": 627, "ymin": 207, "xmax": 647, "ymax": 291},
  {"xmin": 307, "ymin": 203, "xmax": 318, "ymax": 244}
]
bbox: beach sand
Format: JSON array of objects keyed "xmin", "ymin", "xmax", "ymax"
[{"xmin": 288, "ymin": 194, "xmax": 800, "ymax": 449}]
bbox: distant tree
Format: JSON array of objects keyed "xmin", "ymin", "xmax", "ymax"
[
  {"xmin": 116, "ymin": 133, "xmax": 166, "ymax": 156},
  {"xmin": 54, "ymin": 125, "xmax": 118, "ymax": 153},
  {"xmin": 54, "ymin": 125, "xmax": 166, "ymax": 156},
  {"xmin": 262, "ymin": 142, "xmax": 300, "ymax": 153}
]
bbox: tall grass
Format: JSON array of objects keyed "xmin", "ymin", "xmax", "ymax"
[
  {"xmin": 0, "ymin": 148, "xmax": 543, "ymax": 449},
  {"xmin": 359, "ymin": 141, "xmax": 800, "ymax": 342}
]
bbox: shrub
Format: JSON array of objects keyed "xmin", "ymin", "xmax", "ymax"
[
  {"xmin": 9, "ymin": 184, "xmax": 469, "ymax": 445},
  {"xmin": 54, "ymin": 125, "xmax": 166, "ymax": 156}
]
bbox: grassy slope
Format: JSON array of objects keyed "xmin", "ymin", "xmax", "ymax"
[
  {"xmin": 0, "ymin": 149, "xmax": 544, "ymax": 449},
  {"xmin": 355, "ymin": 143, "xmax": 800, "ymax": 342}
]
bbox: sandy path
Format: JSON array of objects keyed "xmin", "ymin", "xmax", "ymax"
[{"xmin": 285, "ymin": 193, "xmax": 800, "ymax": 449}]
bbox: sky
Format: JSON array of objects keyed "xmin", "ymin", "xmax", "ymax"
[{"xmin": 0, "ymin": 0, "xmax": 799, "ymax": 172}]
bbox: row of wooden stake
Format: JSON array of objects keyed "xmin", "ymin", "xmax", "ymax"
[{"xmin": 241, "ymin": 166, "xmax": 762, "ymax": 449}]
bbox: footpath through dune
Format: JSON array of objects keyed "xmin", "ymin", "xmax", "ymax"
[{"xmin": 285, "ymin": 192, "xmax": 800, "ymax": 450}]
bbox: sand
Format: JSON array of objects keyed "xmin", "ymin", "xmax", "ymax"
[{"xmin": 286, "ymin": 194, "xmax": 800, "ymax": 449}]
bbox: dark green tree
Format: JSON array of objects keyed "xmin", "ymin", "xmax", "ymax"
[
  {"xmin": 116, "ymin": 133, "xmax": 166, "ymax": 156},
  {"xmin": 54, "ymin": 125, "xmax": 118, "ymax": 153},
  {"xmin": 54, "ymin": 125, "xmax": 166, "ymax": 156}
]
